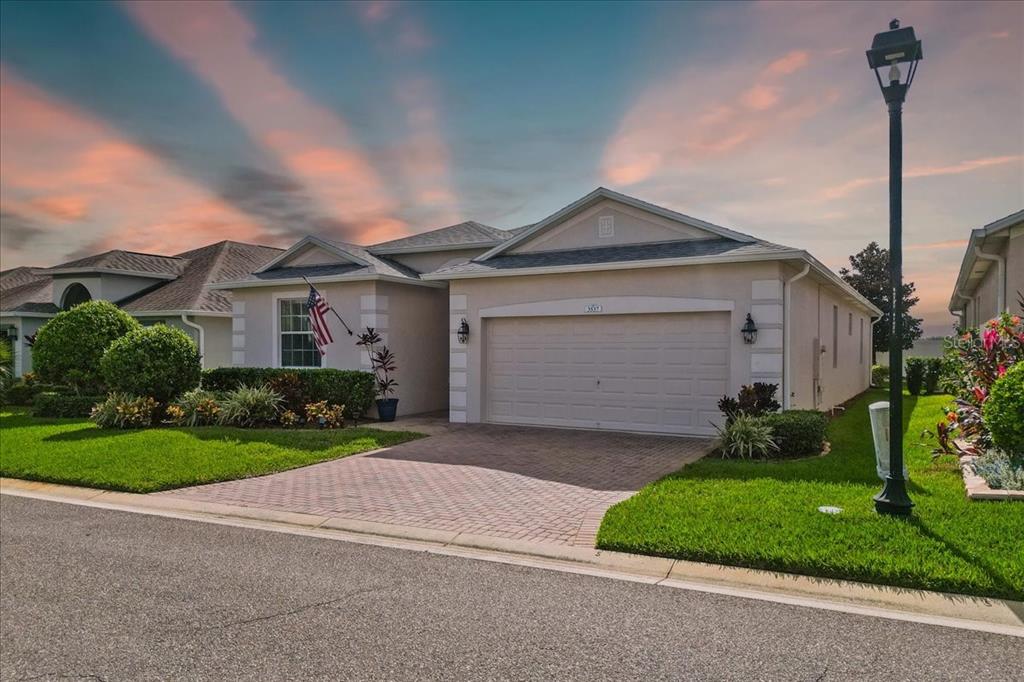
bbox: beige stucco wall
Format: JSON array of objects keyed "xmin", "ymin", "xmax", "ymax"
[
  {"xmin": 228, "ymin": 279, "xmax": 448, "ymax": 417},
  {"xmin": 1007, "ymin": 227, "xmax": 1023, "ymax": 314},
  {"xmin": 386, "ymin": 247, "xmax": 489, "ymax": 275},
  {"xmin": 510, "ymin": 199, "xmax": 714, "ymax": 255},
  {"xmin": 374, "ymin": 281, "xmax": 449, "ymax": 415},
  {"xmin": 786, "ymin": 267, "xmax": 871, "ymax": 411},
  {"xmin": 448, "ymin": 261, "xmax": 790, "ymax": 425}
]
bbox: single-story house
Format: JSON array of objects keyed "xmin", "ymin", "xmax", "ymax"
[
  {"xmin": 212, "ymin": 188, "xmax": 880, "ymax": 435},
  {"xmin": 0, "ymin": 240, "xmax": 282, "ymax": 377},
  {"xmin": 947, "ymin": 209, "xmax": 1024, "ymax": 328}
]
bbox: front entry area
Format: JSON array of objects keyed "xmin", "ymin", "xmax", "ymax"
[{"xmin": 484, "ymin": 311, "xmax": 730, "ymax": 436}]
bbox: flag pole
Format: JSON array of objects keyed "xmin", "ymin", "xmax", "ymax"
[{"xmin": 302, "ymin": 276, "xmax": 354, "ymax": 336}]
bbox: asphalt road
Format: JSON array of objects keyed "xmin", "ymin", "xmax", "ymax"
[{"xmin": 1, "ymin": 495, "xmax": 1020, "ymax": 681}]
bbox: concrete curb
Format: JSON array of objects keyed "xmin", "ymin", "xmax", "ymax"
[{"xmin": 2, "ymin": 477, "xmax": 1022, "ymax": 637}]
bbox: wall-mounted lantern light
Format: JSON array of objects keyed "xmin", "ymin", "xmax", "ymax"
[
  {"xmin": 741, "ymin": 314, "xmax": 758, "ymax": 345},
  {"xmin": 457, "ymin": 318, "xmax": 470, "ymax": 344}
]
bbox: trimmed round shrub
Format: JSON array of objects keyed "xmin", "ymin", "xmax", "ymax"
[
  {"xmin": 984, "ymin": 363, "xmax": 1024, "ymax": 455},
  {"xmin": 100, "ymin": 326, "xmax": 201, "ymax": 403},
  {"xmin": 32, "ymin": 300, "xmax": 140, "ymax": 391},
  {"xmin": 762, "ymin": 410, "xmax": 829, "ymax": 457}
]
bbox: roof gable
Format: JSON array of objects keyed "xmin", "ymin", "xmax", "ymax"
[
  {"xmin": 478, "ymin": 187, "xmax": 757, "ymax": 261},
  {"xmin": 256, "ymin": 236, "xmax": 369, "ymax": 273}
]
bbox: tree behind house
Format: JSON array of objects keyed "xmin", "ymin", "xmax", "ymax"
[{"xmin": 839, "ymin": 241, "xmax": 923, "ymax": 364}]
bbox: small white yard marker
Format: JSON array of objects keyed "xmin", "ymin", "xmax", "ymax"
[{"xmin": 818, "ymin": 505, "xmax": 843, "ymax": 515}]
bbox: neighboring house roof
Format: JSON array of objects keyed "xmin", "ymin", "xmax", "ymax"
[
  {"xmin": 1, "ymin": 241, "xmax": 282, "ymax": 317},
  {"xmin": 121, "ymin": 241, "xmax": 283, "ymax": 314},
  {"xmin": 947, "ymin": 209, "xmax": 1024, "ymax": 312},
  {"xmin": 0, "ymin": 267, "xmax": 56, "ymax": 315},
  {"xmin": 41, "ymin": 249, "xmax": 188, "ymax": 279},
  {"xmin": 212, "ymin": 235, "xmax": 435, "ymax": 289},
  {"xmin": 368, "ymin": 221, "xmax": 515, "ymax": 254}
]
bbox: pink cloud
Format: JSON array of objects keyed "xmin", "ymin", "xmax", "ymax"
[
  {"xmin": 821, "ymin": 155, "xmax": 1023, "ymax": 199},
  {"xmin": 906, "ymin": 239, "xmax": 969, "ymax": 251},
  {"xmin": 764, "ymin": 50, "xmax": 810, "ymax": 76},
  {"xmin": 123, "ymin": 0, "xmax": 406, "ymax": 241},
  {"xmin": 740, "ymin": 84, "xmax": 780, "ymax": 111},
  {"xmin": 0, "ymin": 67, "xmax": 273, "ymax": 264}
]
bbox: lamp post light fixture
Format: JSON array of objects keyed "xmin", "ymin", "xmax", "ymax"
[
  {"xmin": 457, "ymin": 318, "xmax": 470, "ymax": 344},
  {"xmin": 740, "ymin": 313, "xmax": 758, "ymax": 345},
  {"xmin": 867, "ymin": 18, "xmax": 922, "ymax": 516}
]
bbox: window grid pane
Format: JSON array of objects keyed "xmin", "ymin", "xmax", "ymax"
[{"xmin": 280, "ymin": 299, "xmax": 321, "ymax": 368}]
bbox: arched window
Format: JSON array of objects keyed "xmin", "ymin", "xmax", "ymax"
[{"xmin": 61, "ymin": 283, "xmax": 92, "ymax": 310}]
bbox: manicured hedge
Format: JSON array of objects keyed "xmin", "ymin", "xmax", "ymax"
[
  {"xmin": 984, "ymin": 363, "xmax": 1024, "ymax": 455},
  {"xmin": 904, "ymin": 358, "xmax": 926, "ymax": 395},
  {"xmin": 871, "ymin": 365, "xmax": 889, "ymax": 387},
  {"xmin": 4, "ymin": 382, "xmax": 73, "ymax": 406},
  {"xmin": 201, "ymin": 368, "xmax": 376, "ymax": 419},
  {"xmin": 33, "ymin": 392, "xmax": 103, "ymax": 418},
  {"xmin": 762, "ymin": 410, "xmax": 829, "ymax": 458},
  {"xmin": 923, "ymin": 358, "xmax": 943, "ymax": 395}
]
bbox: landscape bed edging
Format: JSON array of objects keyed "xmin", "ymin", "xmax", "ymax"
[{"xmin": 958, "ymin": 455, "xmax": 1024, "ymax": 501}]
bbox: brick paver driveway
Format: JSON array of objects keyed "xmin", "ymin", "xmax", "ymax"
[{"xmin": 160, "ymin": 424, "xmax": 712, "ymax": 546}]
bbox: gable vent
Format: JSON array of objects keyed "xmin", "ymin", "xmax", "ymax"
[{"xmin": 598, "ymin": 215, "xmax": 614, "ymax": 238}]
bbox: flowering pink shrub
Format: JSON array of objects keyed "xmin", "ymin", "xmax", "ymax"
[{"xmin": 935, "ymin": 313, "xmax": 1023, "ymax": 454}]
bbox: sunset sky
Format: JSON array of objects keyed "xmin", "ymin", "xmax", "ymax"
[{"xmin": 1, "ymin": 1, "xmax": 1021, "ymax": 335}]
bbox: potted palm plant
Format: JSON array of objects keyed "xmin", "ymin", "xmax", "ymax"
[{"xmin": 355, "ymin": 328, "xmax": 399, "ymax": 421}]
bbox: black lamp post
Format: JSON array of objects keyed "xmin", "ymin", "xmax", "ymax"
[{"xmin": 866, "ymin": 19, "xmax": 922, "ymax": 516}]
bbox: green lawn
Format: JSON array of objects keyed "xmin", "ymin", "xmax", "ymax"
[
  {"xmin": 597, "ymin": 390, "xmax": 1024, "ymax": 600},
  {"xmin": 0, "ymin": 409, "xmax": 423, "ymax": 493}
]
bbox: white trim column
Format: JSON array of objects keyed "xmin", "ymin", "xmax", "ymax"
[
  {"xmin": 449, "ymin": 294, "xmax": 468, "ymax": 423},
  {"xmin": 359, "ymin": 294, "xmax": 388, "ymax": 370},
  {"xmin": 231, "ymin": 301, "xmax": 246, "ymax": 367},
  {"xmin": 750, "ymin": 279, "xmax": 784, "ymax": 387}
]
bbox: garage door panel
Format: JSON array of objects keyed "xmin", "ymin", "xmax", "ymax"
[{"xmin": 485, "ymin": 312, "xmax": 730, "ymax": 436}]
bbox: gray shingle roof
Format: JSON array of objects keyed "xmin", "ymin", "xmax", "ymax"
[
  {"xmin": 2, "ymin": 241, "xmax": 282, "ymax": 316},
  {"xmin": 45, "ymin": 250, "xmax": 188, "ymax": 277},
  {"xmin": 121, "ymin": 241, "xmax": 283, "ymax": 313},
  {"xmin": 430, "ymin": 238, "xmax": 796, "ymax": 277},
  {"xmin": 228, "ymin": 238, "xmax": 422, "ymax": 285},
  {"xmin": 369, "ymin": 221, "xmax": 517, "ymax": 252}
]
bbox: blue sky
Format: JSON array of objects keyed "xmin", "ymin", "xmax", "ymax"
[{"xmin": 1, "ymin": 1, "xmax": 1021, "ymax": 334}]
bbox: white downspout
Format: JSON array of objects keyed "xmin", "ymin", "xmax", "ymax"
[
  {"xmin": 974, "ymin": 247, "xmax": 1006, "ymax": 314},
  {"xmin": 180, "ymin": 314, "xmax": 206, "ymax": 368},
  {"xmin": 783, "ymin": 263, "xmax": 811, "ymax": 410}
]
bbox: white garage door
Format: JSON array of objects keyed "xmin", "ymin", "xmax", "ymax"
[{"xmin": 484, "ymin": 312, "xmax": 730, "ymax": 436}]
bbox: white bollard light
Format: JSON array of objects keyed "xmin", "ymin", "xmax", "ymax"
[{"xmin": 869, "ymin": 401, "xmax": 908, "ymax": 481}]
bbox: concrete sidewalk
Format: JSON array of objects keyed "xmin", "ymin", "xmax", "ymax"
[{"xmin": 2, "ymin": 477, "xmax": 1022, "ymax": 637}]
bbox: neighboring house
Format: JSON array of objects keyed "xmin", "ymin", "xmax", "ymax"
[
  {"xmin": 0, "ymin": 241, "xmax": 282, "ymax": 377},
  {"xmin": 216, "ymin": 188, "xmax": 880, "ymax": 434},
  {"xmin": 947, "ymin": 209, "xmax": 1024, "ymax": 328}
]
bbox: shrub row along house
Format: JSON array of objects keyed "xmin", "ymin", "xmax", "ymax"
[{"xmin": 1, "ymin": 188, "xmax": 880, "ymax": 434}]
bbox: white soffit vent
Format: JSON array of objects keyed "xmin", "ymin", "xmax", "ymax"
[{"xmin": 598, "ymin": 215, "xmax": 614, "ymax": 238}]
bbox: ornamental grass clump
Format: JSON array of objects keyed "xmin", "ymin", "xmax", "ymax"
[
  {"xmin": 714, "ymin": 414, "xmax": 778, "ymax": 460},
  {"xmin": 217, "ymin": 384, "xmax": 283, "ymax": 427}
]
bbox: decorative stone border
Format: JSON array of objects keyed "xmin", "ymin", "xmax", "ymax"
[{"xmin": 958, "ymin": 455, "xmax": 1024, "ymax": 501}]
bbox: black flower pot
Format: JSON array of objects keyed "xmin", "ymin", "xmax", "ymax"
[{"xmin": 376, "ymin": 398, "xmax": 399, "ymax": 422}]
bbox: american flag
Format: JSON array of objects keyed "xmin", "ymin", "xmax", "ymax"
[{"xmin": 306, "ymin": 286, "xmax": 334, "ymax": 355}]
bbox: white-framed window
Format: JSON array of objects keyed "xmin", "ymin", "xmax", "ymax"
[{"xmin": 279, "ymin": 299, "xmax": 321, "ymax": 368}]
